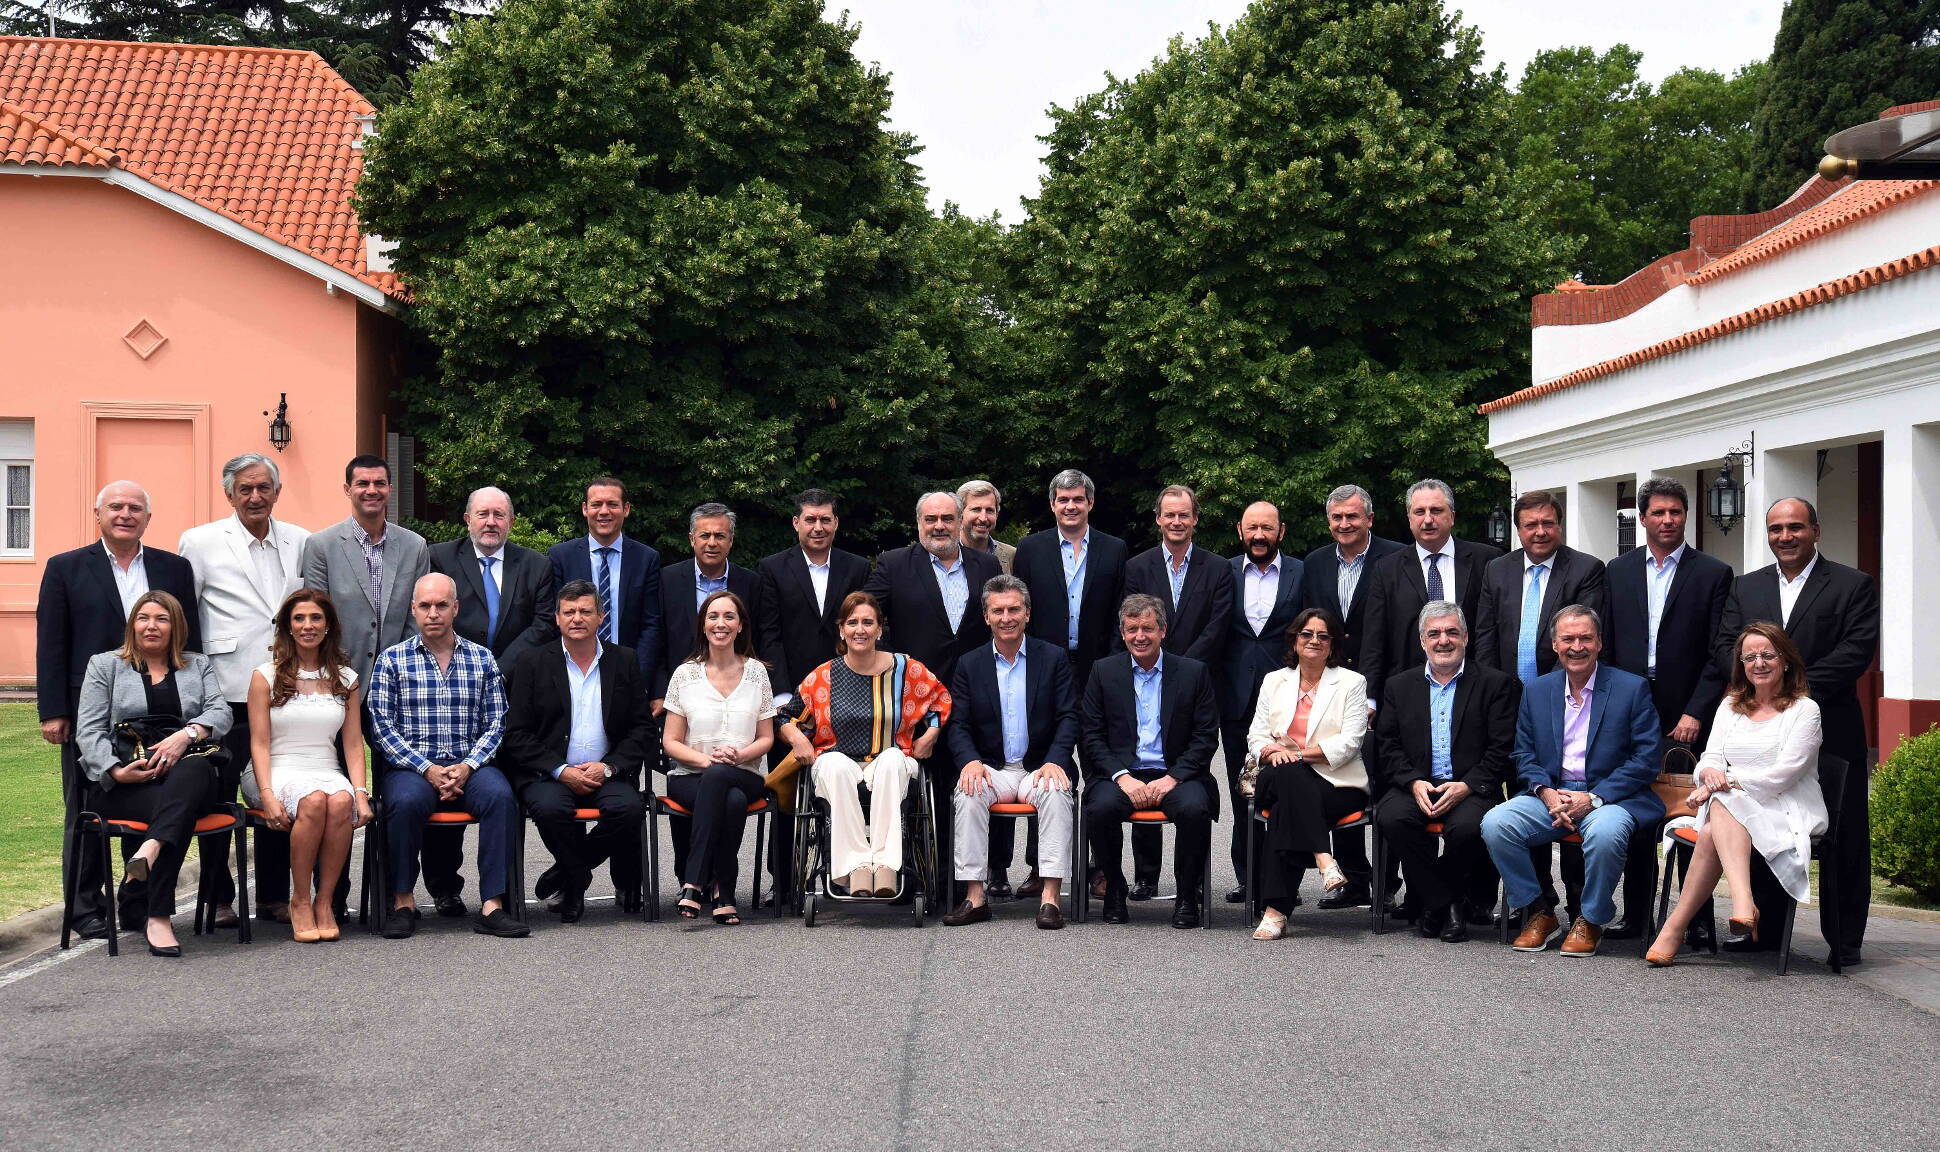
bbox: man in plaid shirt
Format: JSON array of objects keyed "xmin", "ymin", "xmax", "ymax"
[{"xmin": 369, "ymin": 573, "xmax": 529, "ymax": 939}]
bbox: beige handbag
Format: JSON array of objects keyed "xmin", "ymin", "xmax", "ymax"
[{"xmin": 1652, "ymin": 745, "xmax": 1700, "ymax": 820}]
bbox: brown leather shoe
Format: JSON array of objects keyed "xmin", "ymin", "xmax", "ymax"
[
  {"xmin": 942, "ymin": 899, "xmax": 991, "ymax": 927},
  {"xmin": 1560, "ymin": 917, "xmax": 1603, "ymax": 957},
  {"xmin": 1017, "ymin": 873, "xmax": 1046, "ymax": 899},
  {"xmin": 1035, "ymin": 901, "xmax": 1065, "ymax": 930},
  {"xmin": 1512, "ymin": 909, "xmax": 1563, "ymax": 952}
]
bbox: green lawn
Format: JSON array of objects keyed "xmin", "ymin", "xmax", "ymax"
[{"xmin": 0, "ymin": 701, "xmax": 64, "ymax": 918}]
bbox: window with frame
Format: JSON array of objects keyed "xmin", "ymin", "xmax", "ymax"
[{"xmin": 0, "ymin": 419, "xmax": 30, "ymax": 556}]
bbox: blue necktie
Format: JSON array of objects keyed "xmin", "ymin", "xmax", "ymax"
[
  {"xmin": 1518, "ymin": 563, "xmax": 1544, "ymax": 682},
  {"xmin": 1425, "ymin": 552, "xmax": 1443, "ymax": 601},
  {"xmin": 480, "ymin": 556, "xmax": 500, "ymax": 641},
  {"xmin": 596, "ymin": 547, "xmax": 617, "ymax": 642}
]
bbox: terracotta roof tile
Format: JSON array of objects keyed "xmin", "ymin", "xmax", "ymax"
[
  {"xmin": 1481, "ymin": 244, "xmax": 1940, "ymax": 414},
  {"xmin": 0, "ymin": 36, "xmax": 397, "ymax": 299},
  {"xmin": 1683, "ymin": 180, "xmax": 1940, "ymax": 285}
]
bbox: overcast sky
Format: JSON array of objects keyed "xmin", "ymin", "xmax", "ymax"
[{"xmin": 829, "ymin": 0, "xmax": 1783, "ymax": 219}]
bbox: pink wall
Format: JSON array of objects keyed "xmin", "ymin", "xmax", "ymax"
[{"xmin": 0, "ymin": 173, "xmax": 390, "ymax": 684}]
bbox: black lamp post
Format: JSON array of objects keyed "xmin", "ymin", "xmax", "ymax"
[
  {"xmin": 265, "ymin": 393, "xmax": 292, "ymax": 452},
  {"xmin": 1486, "ymin": 495, "xmax": 1512, "ymax": 551},
  {"xmin": 1708, "ymin": 436, "xmax": 1754, "ymax": 535}
]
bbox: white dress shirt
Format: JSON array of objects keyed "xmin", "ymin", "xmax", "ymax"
[
  {"xmin": 1415, "ymin": 539, "xmax": 1457, "ymax": 605},
  {"xmin": 803, "ymin": 550, "xmax": 831, "ymax": 614},
  {"xmin": 556, "ymin": 642, "xmax": 608, "ymax": 778},
  {"xmin": 1778, "ymin": 553, "xmax": 1819, "ymax": 626},
  {"xmin": 244, "ymin": 526, "xmax": 285, "ymax": 606},
  {"xmin": 1242, "ymin": 556, "xmax": 1279, "ymax": 635},
  {"xmin": 104, "ymin": 541, "xmax": 149, "ymax": 615}
]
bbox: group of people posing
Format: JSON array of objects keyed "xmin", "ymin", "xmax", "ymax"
[{"xmin": 38, "ymin": 456, "xmax": 1878, "ymax": 969}]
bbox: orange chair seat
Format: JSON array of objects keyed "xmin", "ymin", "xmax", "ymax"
[
  {"xmin": 1671, "ymin": 826, "xmax": 1699, "ymax": 845},
  {"xmin": 245, "ymin": 808, "xmax": 268, "ymax": 819},
  {"xmin": 658, "ymin": 796, "xmax": 769, "ymax": 817},
  {"xmin": 1129, "ymin": 810, "xmax": 1170, "ymax": 822},
  {"xmin": 990, "ymin": 802, "xmax": 1038, "ymax": 816},
  {"xmin": 1334, "ymin": 810, "xmax": 1367, "ymax": 826},
  {"xmin": 106, "ymin": 813, "xmax": 236, "ymax": 835},
  {"xmin": 1560, "ymin": 832, "xmax": 1583, "ymax": 844},
  {"xmin": 426, "ymin": 811, "xmax": 479, "ymax": 825}
]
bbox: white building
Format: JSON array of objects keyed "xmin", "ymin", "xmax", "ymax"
[{"xmin": 1484, "ymin": 103, "xmax": 1940, "ymax": 758}]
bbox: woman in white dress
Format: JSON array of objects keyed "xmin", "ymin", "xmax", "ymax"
[
  {"xmin": 661, "ymin": 590, "xmax": 776, "ymax": 925},
  {"xmin": 1647, "ymin": 622, "xmax": 1824, "ymax": 967},
  {"xmin": 246, "ymin": 590, "xmax": 371, "ymax": 943}
]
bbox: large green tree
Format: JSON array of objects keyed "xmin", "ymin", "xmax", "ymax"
[
  {"xmin": 358, "ymin": 0, "xmax": 995, "ymax": 555},
  {"xmin": 1006, "ymin": 0, "xmax": 1568, "ymax": 550},
  {"xmin": 1511, "ymin": 46, "xmax": 1763, "ymax": 284},
  {"xmin": 1741, "ymin": 0, "xmax": 1940, "ymax": 210}
]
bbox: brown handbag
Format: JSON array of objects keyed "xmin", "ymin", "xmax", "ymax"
[
  {"xmin": 1652, "ymin": 745, "xmax": 1699, "ymax": 820},
  {"xmin": 764, "ymin": 751, "xmax": 804, "ymax": 813}
]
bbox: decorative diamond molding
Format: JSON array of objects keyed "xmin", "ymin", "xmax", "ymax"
[{"xmin": 122, "ymin": 319, "xmax": 168, "ymax": 360}]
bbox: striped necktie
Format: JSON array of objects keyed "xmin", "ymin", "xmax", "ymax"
[{"xmin": 596, "ymin": 547, "xmax": 617, "ymax": 642}]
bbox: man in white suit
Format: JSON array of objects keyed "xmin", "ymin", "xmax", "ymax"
[{"xmin": 177, "ymin": 452, "xmax": 310, "ymax": 924}]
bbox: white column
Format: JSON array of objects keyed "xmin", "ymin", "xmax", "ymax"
[
  {"xmin": 1880, "ymin": 423, "xmax": 1940, "ymax": 703},
  {"xmin": 1567, "ymin": 480, "xmax": 1618, "ymax": 561}
]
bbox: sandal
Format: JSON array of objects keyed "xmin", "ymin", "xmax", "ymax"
[
  {"xmin": 1319, "ymin": 863, "xmax": 1348, "ymax": 894},
  {"xmin": 1252, "ymin": 910, "xmax": 1288, "ymax": 941},
  {"xmin": 713, "ymin": 901, "xmax": 742, "ymax": 926},
  {"xmin": 676, "ymin": 885, "xmax": 705, "ymax": 920}
]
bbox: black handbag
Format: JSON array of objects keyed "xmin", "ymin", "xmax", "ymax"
[{"xmin": 111, "ymin": 714, "xmax": 230, "ymax": 771}]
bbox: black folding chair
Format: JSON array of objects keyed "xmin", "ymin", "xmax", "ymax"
[
  {"xmin": 510, "ymin": 801, "xmax": 655, "ymax": 923},
  {"xmin": 1243, "ymin": 795, "xmax": 1370, "ymax": 930},
  {"xmin": 1082, "ymin": 807, "xmax": 1214, "ymax": 929},
  {"xmin": 647, "ymin": 789, "xmax": 775, "ymax": 920},
  {"xmin": 986, "ymin": 790, "xmax": 1086, "ymax": 922},
  {"xmin": 61, "ymin": 803, "xmax": 251, "ymax": 956}
]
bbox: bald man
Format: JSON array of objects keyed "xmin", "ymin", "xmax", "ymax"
[{"xmin": 366, "ymin": 574, "xmax": 527, "ymax": 939}]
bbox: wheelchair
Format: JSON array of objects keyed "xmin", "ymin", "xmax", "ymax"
[{"xmin": 793, "ymin": 753, "xmax": 939, "ymax": 927}]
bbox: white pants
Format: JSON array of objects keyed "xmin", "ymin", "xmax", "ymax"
[
  {"xmin": 813, "ymin": 749, "xmax": 918, "ymax": 877},
  {"xmin": 952, "ymin": 764, "xmax": 1074, "ymax": 881}
]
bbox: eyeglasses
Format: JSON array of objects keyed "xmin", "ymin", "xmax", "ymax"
[
  {"xmin": 1740, "ymin": 652, "xmax": 1782, "ymax": 666},
  {"xmin": 1297, "ymin": 630, "xmax": 1332, "ymax": 642}
]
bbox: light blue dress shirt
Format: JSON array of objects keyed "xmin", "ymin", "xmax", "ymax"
[
  {"xmin": 556, "ymin": 642, "xmax": 608, "ymax": 778},
  {"xmin": 994, "ymin": 642, "xmax": 1029, "ymax": 764},
  {"xmin": 1243, "ymin": 556, "xmax": 1279, "ymax": 634},
  {"xmin": 1425, "ymin": 661, "xmax": 1464, "ymax": 780},
  {"xmin": 1165, "ymin": 544, "xmax": 1192, "ymax": 609},
  {"xmin": 1060, "ymin": 529, "xmax": 1091, "ymax": 650},
  {"xmin": 931, "ymin": 551, "xmax": 968, "ymax": 633},
  {"xmin": 588, "ymin": 535, "xmax": 625, "ymax": 643},
  {"xmin": 1335, "ymin": 545, "xmax": 1365, "ymax": 616},
  {"xmin": 695, "ymin": 566, "xmax": 730, "ymax": 607},
  {"xmin": 1124, "ymin": 652, "xmax": 1166, "ymax": 778},
  {"xmin": 1644, "ymin": 544, "xmax": 1684, "ymax": 677}
]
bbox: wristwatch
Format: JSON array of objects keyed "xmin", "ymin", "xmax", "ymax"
[
  {"xmin": 1588, "ymin": 794, "xmax": 1604, "ymax": 810},
  {"xmin": 602, "ymin": 765, "xmax": 614, "ymax": 780}
]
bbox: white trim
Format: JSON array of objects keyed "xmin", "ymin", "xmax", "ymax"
[
  {"xmin": 1, "ymin": 458, "xmax": 32, "ymax": 558},
  {"xmin": 0, "ymin": 163, "xmax": 398, "ymax": 311}
]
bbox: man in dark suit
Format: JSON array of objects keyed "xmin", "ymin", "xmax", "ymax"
[
  {"xmin": 37, "ymin": 480, "xmax": 200, "ymax": 938},
  {"xmin": 1482, "ymin": 604, "xmax": 1663, "ymax": 957},
  {"xmin": 865, "ymin": 491, "xmax": 1002, "ymax": 905},
  {"xmin": 1374, "ymin": 600, "xmax": 1520, "ymax": 942},
  {"xmin": 1300, "ymin": 484, "xmax": 1406, "ymax": 673},
  {"xmin": 1122, "ymin": 484, "xmax": 1231, "ymax": 895},
  {"xmin": 1011, "ymin": 468, "xmax": 1130, "ymax": 699},
  {"xmin": 650, "ymin": 502, "xmax": 762, "ymax": 706},
  {"xmin": 1473, "ymin": 491, "xmax": 1606, "ymax": 682},
  {"xmin": 546, "ymin": 477, "xmax": 663, "ymax": 688},
  {"xmin": 1220, "ymin": 501, "xmax": 1306, "ymax": 903},
  {"xmin": 1083, "ymin": 593, "xmax": 1221, "ymax": 928},
  {"xmin": 1602, "ymin": 477, "xmax": 1731, "ymax": 943},
  {"xmin": 500, "ymin": 581, "xmax": 653, "ymax": 921},
  {"xmin": 424, "ymin": 485, "xmax": 560, "ymax": 910},
  {"xmin": 1703, "ymin": 497, "xmax": 1879, "ymax": 966},
  {"xmin": 756, "ymin": 488, "xmax": 870, "ymax": 900},
  {"xmin": 942, "ymin": 575, "xmax": 1080, "ymax": 929}
]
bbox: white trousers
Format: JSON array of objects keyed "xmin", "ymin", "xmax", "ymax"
[
  {"xmin": 952, "ymin": 765, "xmax": 1074, "ymax": 881},
  {"xmin": 813, "ymin": 749, "xmax": 918, "ymax": 877}
]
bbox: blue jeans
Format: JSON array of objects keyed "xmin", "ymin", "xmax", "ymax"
[
  {"xmin": 383, "ymin": 765, "xmax": 517, "ymax": 903},
  {"xmin": 1481, "ymin": 794, "xmax": 1635, "ymax": 926}
]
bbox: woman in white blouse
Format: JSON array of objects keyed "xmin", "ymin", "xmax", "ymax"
[
  {"xmin": 1245, "ymin": 608, "xmax": 1370, "ymax": 940},
  {"xmin": 1647, "ymin": 622, "xmax": 1824, "ymax": 966},
  {"xmin": 661, "ymin": 590, "xmax": 777, "ymax": 925}
]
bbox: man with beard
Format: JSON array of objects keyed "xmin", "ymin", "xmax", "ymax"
[{"xmin": 957, "ymin": 479, "xmax": 1015, "ymax": 574}]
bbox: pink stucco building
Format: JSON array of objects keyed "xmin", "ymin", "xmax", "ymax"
[{"xmin": 0, "ymin": 36, "xmax": 407, "ymax": 684}]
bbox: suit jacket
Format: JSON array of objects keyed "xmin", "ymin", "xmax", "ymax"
[
  {"xmin": 176, "ymin": 515, "xmax": 310, "ymax": 703},
  {"xmin": 429, "ymin": 537, "xmax": 557, "ymax": 670},
  {"xmin": 1245, "ymin": 664, "xmax": 1370, "ymax": 790},
  {"xmin": 547, "ymin": 535, "xmax": 662, "ymax": 688},
  {"xmin": 1359, "ymin": 538, "xmax": 1502, "ymax": 707},
  {"xmin": 299, "ymin": 519, "xmax": 429, "ymax": 685},
  {"xmin": 653, "ymin": 559, "xmax": 763, "ymax": 699},
  {"xmin": 1701, "ymin": 555, "xmax": 1880, "ymax": 761},
  {"xmin": 756, "ymin": 546, "xmax": 871, "ymax": 691},
  {"xmin": 1603, "ymin": 544, "xmax": 1732, "ymax": 738},
  {"xmin": 1011, "ymin": 527, "xmax": 1129, "ymax": 685},
  {"xmin": 498, "ymin": 642, "xmax": 655, "ymax": 790},
  {"xmin": 1472, "ymin": 546, "xmax": 1607, "ymax": 678},
  {"xmin": 74, "ymin": 650, "xmax": 232, "ymax": 787},
  {"xmin": 1080, "ymin": 651, "xmax": 1222, "ymax": 818},
  {"xmin": 963, "ymin": 538, "xmax": 1015, "ymax": 574},
  {"xmin": 863, "ymin": 544, "xmax": 999, "ymax": 686},
  {"xmin": 36, "ymin": 541, "xmax": 202, "ymax": 721},
  {"xmin": 1122, "ymin": 544, "xmax": 1232, "ymax": 665},
  {"xmin": 1511, "ymin": 664, "xmax": 1665, "ymax": 825},
  {"xmin": 946, "ymin": 637, "xmax": 1080, "ymax": 779},
  {"xmin": 1376, "ymin": 662, "xmax": 1520, "ymax": 796},
  {"xmin": 1220, "ymin": 552, "xmax": 1306, "ymax": 725},
  {"xmin": 1299, "ymin": 536, "xmax": 1407, "ymax": 672}
]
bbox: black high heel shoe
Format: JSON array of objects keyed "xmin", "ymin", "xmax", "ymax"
[
  {"xmin": 146, "ymin": 927, "xmax": 181, "ymax": 957},
  {"xmin": 712, "ymin": 900, "xmax": 742, "ymax": 926},
  {"xmin": 676, "ymin": 885, "xmax": 705, "ymax": 920}
]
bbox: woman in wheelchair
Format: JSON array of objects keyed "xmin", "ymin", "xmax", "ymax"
[{"xmin": 778, "ymin": 592, "xmax": 951, "ymax": 898}]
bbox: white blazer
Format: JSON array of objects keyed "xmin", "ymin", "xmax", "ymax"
[
  {"xmin": 177, "ymin": 514, "xmax": 311, "ymax": 701},
  {"xmin": 1246, "ymin": 664, "xmax": 1369, "ymax": 791}
]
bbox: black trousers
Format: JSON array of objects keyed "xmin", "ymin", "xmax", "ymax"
[
  {"xmin": 1374, "ymin": 788, "xmax": 1493, "ymax": 913},
  {"xmin": 666, "ymin": 766, "xmax": 763, "ymax": 899},
  {"xmin": 1252, "ymin": 760, "xmax": 1368, "ymax": 907},
  {"xmin": 89, "ymin": 758, "xmax": 222, "ymax": 920},
  {"xmin": 1218, "ymin": 715, "xmax": 1252, "ymax": 885},
  {"xmin": 520, "ymin": 777, "xmax": 645, "ymax": 894},
  {"xmin": 1085, "ymin": 770, "xmax": 1211, "ymax": 902}
]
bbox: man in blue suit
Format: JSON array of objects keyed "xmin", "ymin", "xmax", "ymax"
[
  {"xmin": 547, "ymin": 478, "xmax": 663, "ymax": 689},
  {"xmin": 1482, "ymin": 604, "xmax": 1662, "ymax": 957}
]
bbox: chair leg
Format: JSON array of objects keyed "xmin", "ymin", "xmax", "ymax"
[
  {"xmin": 235, "ymin": 815, "xmax": 252, "ymax": 945},
  {"xmin": 1245, "ymin": 801, "xmax": 1260, "ymax": 926},
  {"xmin": 193, "ymin": 836, "xmax": 211, "ymax": 936},
  {"xmin": 645, "ymin": 801, "xmax": 662, "ymax": 923},
  {"xmin": 101, "ymin": 829, "xmax": 120, "ymax": 958},
  {"xmin": 1819, "ymin": 850, "xmax": 1843, "ymax": 975},
  {"xmin": 60, "ymin": 817, "xmax": 84, "ymax": 951},
  {"xmin": 752, "ymin": 809, "xmax": 766, "ymax": 918},
  {"xmin": 1371, "ymin": 820, "xmax": 1387, "ymax": 936},
  {"xmin": 509, "ymin": 824, "xmax": 526, "ymax": 924}
]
